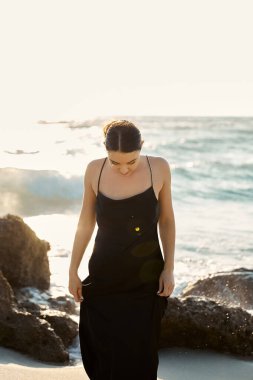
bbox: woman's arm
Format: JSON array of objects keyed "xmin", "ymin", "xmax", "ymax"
[
  {"xmin": 68, "ymin": 161, "xmax": 96, "ymax": 301},
  {"xmin": 157, "ymin": 158, "xmax": 176, "ymax": 296}
]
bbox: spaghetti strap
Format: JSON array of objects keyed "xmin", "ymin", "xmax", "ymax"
[
  {"xmin": 97, "ymin": 157, "xmax": 107, "ymax": 193},
  {"xmin": 146, "ymin": 155, "xmax": 153, "ymax": 187}
]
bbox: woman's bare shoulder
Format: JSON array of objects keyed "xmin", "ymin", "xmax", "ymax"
[
  {"xmin": 83, "ymin": 158, "xmax": 106, "ymax": 195},
  {"xmin": 86, "ymin": 157, "xmax": 106, "ymax": 171},
  {"xmin": 84, "ymin": 158, "xmax": 106, "ymax": 187},
  {"xmin": 149, "ymin": 156, "xmax": 171, "ymax": 186},
  {"xmin": 148, "ymin": 155, "xmax": 171, "ymax": 168}
]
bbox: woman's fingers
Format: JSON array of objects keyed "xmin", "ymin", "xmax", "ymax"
[
  {"xmin": 157, "ymin": 280, "xmax": 174, "ymax": 297},
  {"xmin": 158, "ymin": 289, "xmax": 171, "ymax": 297},
  {"xmin": 73, "ymin": 288, "xmax": 83, "ymax": 303},
  {"xmin": 76, "ymin": 286, "xmax": 84, "ymax": 303},
  {"xmin": 157, "ymin": 277, "xmax": 164, "ymax": 294},
  {"xmin": 68, "ymin": 276, "xmax": 84, "ymax": 302},
  {"xmin": 157, "ymin": 270, "xmax": 175, "ymax": 297}
]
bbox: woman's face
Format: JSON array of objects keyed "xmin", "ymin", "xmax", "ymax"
[{"xmin": 107, "ymin": 150, "xmax": 142, "ymax": 176}]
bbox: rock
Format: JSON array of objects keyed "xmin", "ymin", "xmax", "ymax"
[
  {"xmin": 0, "ymin": 271, "xmax": 77, "ymax": 363},
  {"xmin": 1, "ymin": 310, "xmax": 69, "ymax": 364},
  {"xmin": 47, "ymin": 295, "xmax": 77, "ymax": 314},
  {"xmin": 0, "ymin": 215, "xmax": 79, "ymax": 363},
  {"xmin": 14, "ymin": 287, "xmax": 77, "ymax": 315},
  {"xmin": 0, "ymin": 214, "xmax": 51, "ymax": 290},
  {"xmin": 40, "ymin": 310, "xmax": 78, "ymax": 347},
  {"xmin": 16, "ymin": 292, "xmax": 78, "ymax": 348},
  {"xmin": 180, "ymin": 267, "xmax": 253, "ymax": 309},
  {"xmin": 159, "ymin": 296, "xmax": 253, "ymax": 357},
  {"xmin": 0, "ymin": 270, "xmax": 18, "ymax": 316},
  {"xmin": 18, "ymin": 299, "xmax": 42, "ymax": 313}
]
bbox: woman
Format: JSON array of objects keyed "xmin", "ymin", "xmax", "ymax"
[{"xmin": 68, "ymin": 119, "xmax": 175, "ymax": 380}]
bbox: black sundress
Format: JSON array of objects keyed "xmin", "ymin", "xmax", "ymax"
[{"xmin": 79, "ymin": 155, "xmax": 167, "ymax": 380}]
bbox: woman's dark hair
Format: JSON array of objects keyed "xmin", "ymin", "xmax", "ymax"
[{"xmin": 102, "ymin": 119, "xmax": 142, "ymax": 152}]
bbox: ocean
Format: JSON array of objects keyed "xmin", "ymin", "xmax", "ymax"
[{"xmin": 1, "ymin": 116, "xmax": 252, "ymax": 364}]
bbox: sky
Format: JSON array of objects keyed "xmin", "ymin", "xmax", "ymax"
[{"xmin": 0, "ymin": 0, "xmax": 253, "ymax": 128}]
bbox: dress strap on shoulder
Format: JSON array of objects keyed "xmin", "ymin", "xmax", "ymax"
[
  {"xmin": 146, "ymin": 155, "xmax": 153, "ymax": 187},
  {"xmin": 97, "ymin": 157, "xmax": 107, "ymax": 193}
]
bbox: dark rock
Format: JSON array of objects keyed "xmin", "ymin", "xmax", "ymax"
[
  {"xmin": 16, "ymin": 295, "xmax": 78, "ymax": 348},
  {"xmin": 47, "ymin": 295, "xmax": 76, "ymax": 314},
  {"xmin": 14, "ymin": 286, "xmax": 77, "ymax": 315},
  {"xmin": 180, "ymin": 267, "xmax": 253, "ymax": 309},
  {"xmin": 0, "ymin": 270, "xmax": 18, "ymax": 316},
  {"xmin": 18, "ymin": 299, "xmax": 42, "ymax": 313},
  {"xmin": 0, "ymin": 214, "xmax": 51, "ymax": 290},
  {"xmin": 40, "ymin": 310, "xmax": 78, "ymax": 347},
  {"xmin": 159, "ymin": 296, "xmax": 253, "ymax": 357},
  {"xmin": 0, "ymin": 271, "xmax": 76, "ymax": 364},
  {"xmin": 0, "ymin": 215, "xmax": 79, "ymax": 363},
  {"xmin": 1, "ymin": 310, "xmax": 69, "ymax": 364}
]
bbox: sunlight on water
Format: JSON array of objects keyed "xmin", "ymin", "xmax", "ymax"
[{"xmin": 1, "ymin": 121, "xmax": 102, "ymax": 174}]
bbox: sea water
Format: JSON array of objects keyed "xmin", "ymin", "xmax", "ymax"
[{"xmin": 1, "ymin": 116, "xmax": 252, "ymax": 364}]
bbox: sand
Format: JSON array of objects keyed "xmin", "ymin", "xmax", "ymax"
[{"xmin": 0, "ymin": 345, "xmax": 252, "ymax": 380}]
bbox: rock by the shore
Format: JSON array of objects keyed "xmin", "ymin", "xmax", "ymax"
[
  {"xmin": 0, "ymin": 269, "xmax": 17, "ymax": 316},
  {"xmin": 40, "ymin": 310, "xmax": 78, "ymax": 348},
  {"xmin": 15, "ymin": 287, "xmax": 77, "ymax": 315},
  {"xmin": 1, "ymin": 310, "xmax": 69, "ymax": 364},
  {"xmin": 159, "ymin": 296, "xmax": 253, "ymax": 357},
  {"xmin": 0, "ymin": 270, "xmax": 77, "ymax": 364},
  {"xmin": 0, "ymin": 214, "xmax": 51, "ymax": 290},
  {"xmin": 17, "ymin": 295, "xmax": 78, "ymax": 348},
  {"xmin": 0, "ymin": 214, "xmax": 79, "ymax": 364},
  {"xmin": 180, "ymin": 267, "xmax": 253, "ymax": 309}
]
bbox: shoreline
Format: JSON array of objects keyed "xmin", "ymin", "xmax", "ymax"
[{"xmin": 1, "ymin": 346, "xmax": 252, "ymax": 380}]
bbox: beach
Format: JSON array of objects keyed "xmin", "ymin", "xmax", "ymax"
[{"xmin": 1, "ymin": 345, "xmax": 253, "ymax": 380}]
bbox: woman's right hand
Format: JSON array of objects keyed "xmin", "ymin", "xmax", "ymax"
[{"xmin": 68, "ymin": 272, "xmax": 84, "ymax": 303}]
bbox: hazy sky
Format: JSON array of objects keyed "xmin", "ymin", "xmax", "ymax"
[{"xmin": 1, "ymin": 0, "xmax": 253, "ymax": 126}]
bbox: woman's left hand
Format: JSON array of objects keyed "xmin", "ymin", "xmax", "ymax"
[{"xmin": 157, "ymin": 269, "xmax": 175, "ymax": 297}]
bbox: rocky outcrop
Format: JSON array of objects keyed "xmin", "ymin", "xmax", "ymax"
[
  {"xmin": 0, "ymin": 214, "xmax": 51, "ymax": 289},
  {"xmin": 0, "ymin": 214, "xmax": 78, "ymax": 364},
  {"xmin": 160, "ymin": 267, "xmax": 253, "ymax": 358},
  {"xmin": 180, "ymin": 268, "xmax": 253, "ymax": 309},
  {"xmin": 0, "ymin": 270, "xmax": 77, "ymax": 364},
  {"xmin": 159, "ymin": 296, "xmax": 253, "ymax": 358}
]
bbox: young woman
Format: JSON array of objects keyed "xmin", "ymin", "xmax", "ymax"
[{"xmin": 68, "ymin": 119, "xmax": 175, "ymax": 380}]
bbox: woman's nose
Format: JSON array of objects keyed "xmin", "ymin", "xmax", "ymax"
[{"xmin": 120, "ymin": 167, "xmax": 129, "ymax": 174}]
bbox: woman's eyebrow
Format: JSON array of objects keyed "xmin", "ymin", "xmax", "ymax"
[{"xmin": 110, "ymin": 158, "xmax": 137, "ymax": 164}]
